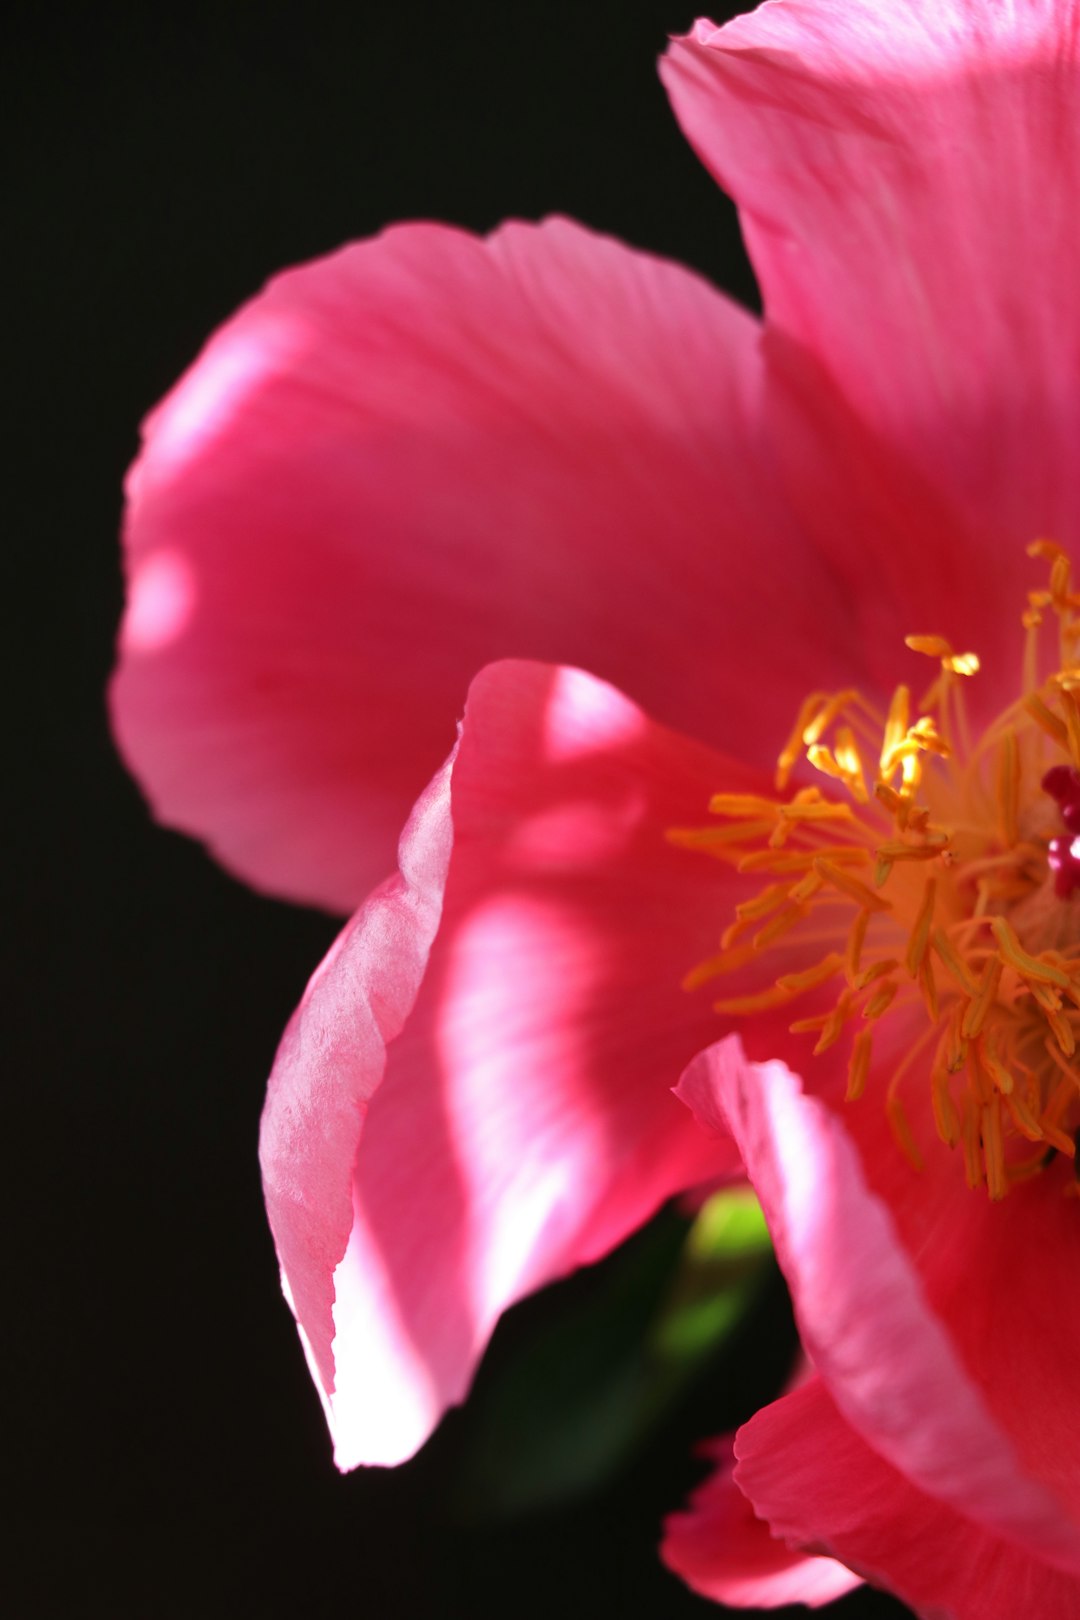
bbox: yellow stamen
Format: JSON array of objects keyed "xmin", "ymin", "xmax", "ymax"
[
  {"xmin": 854, "ymin": 952, "xmax": 900, "ymax": 991},
  {"xmin": 834, "ymin": 726, "xmax": 869, "ymax": 802},
  {"xmin": 667, "ymin": 820, "xmax": 775, "ymax": 853},
  {"xmin": 769, "ymin": 801, "xmax": 851, "ymax": 848},
  {"xmin": 983, "ymin": 1096, "xmax": 1007, "ymax": 1201},
  {"xmin": 813, "ymin": 992, "xmax": 856, "ymax": 1055},
  {"xmin": 807, "ymin": 742, "xmax": 863, "ymax": 796},
  {"xmin": 1004, "ymin": 1086, "xmax": 1045, "ymax": 1142},
  {"xmin": 730, "ymin": 884, "xmax": 790, "ymax": 925},
  {"xmin": 738, "ymin": 846, "xmax": 869, "ymax": 875},
  {"xmin": 789, "ymin": 1012, "xmax": 831, "ymax": 1034},
  {"xmin": 676, "ymin": 542, "xmax": 1080, "ymax": 1197},
  {"xmin": 967, "ymin": 1039, "xmax": 993, "ymax": 1105},
  {"xmin": 1023, "ymin": 692, "xmax": 1068, "ymax": 746},
  {"xmin": 905, "ymin": 634, "xmax": 980, "ymax": 680},
  {"xmin": 905, "ymin": 878, "xmax": 937, "ymax": 977},
  {"xmin": 813, "ymin": 859, "xmax": 892, "ymax": 913},
  {"xmin": 776, "ymin": 954, "xmax": 845, "ymax": 995},
  {"xmin": 880, "ymin": 685, "xmax": 910, "ymax": 776},
  {"xmin": 1047, "ymin": 1005, "xmax": 1077, "ymax": 1056},
  {"xmin": 753, "ymin": 904, "xmax": 808, "ymax": 950},
  {"xmin": 1061, "ymin": 687, "xmax": 1080, "ymax": 765},
  {"xmin": 919, "ymin": 955, "xmax": 940, "ymax": 1021},
  {"xmin": 931, "ymin": 1065, "xmax": 961, "ymax": 1147},
  {"xmin": 980, "ymin": 1031, "xmax": 1015, "ymax": 1095},
  {"xmin": 681, "ymin": 945, "xmax": 757, "ymax": 991},
  {"xmin": 846, "ymin": 1029, "xmax": 874, "ymax": 1101},
  {"xmin": 855, "ymin": 957, "xmax": 900, "ymax": 990},
  {"xmin": 846, "ymin": 909, "xmax": 870, "ymax": 982},
  {"xmin": 961, "ymin": 957, "xmax": 1004, "ymax": 1041},
  {"xmin": 712, "ymin": 985, "xmax": 803, "ymax": 1015},
  {"xmin": 876, "ymin": 839, "xmax": 948, "ymax": 863},
  {"xmin": 996, "ymin": 731, "xmax": 1020, "ymax": 849},
  {"xmin": 873, "ymin": 854, "xmax": 894, "ymax": 889},
  {"xmin": 1052, "ymin": 552, "xmax": 1071, "ymax": 606},
  {"xmin": 905, "ymin": 634, "xmax": 953, "ymax": 660},
  {"xmin": 862, "ymin": 979, "xmax": 899, "ymax": 1021},
  {"xmin": 802, "ymin": 689, "xmax": 858, "ymax": 749},
  {"xmin": 887, "ymin": 1091, "xmax": 924, "ymax": 1171},
  {"xmin": 989, "ymin": 915, "xmax": 1071, "ymax": 988},
  {"xmin": 778, "ymin": 800, "xmax": 856, "ymax": 827},
  {"xmin": 931, "ymin": 928, "xmax": 982, "ymax": 997},
  {"xmin": 788, "ymin": 870, "xmax": 825, "ymax": 905},
  {"xmin": 708, "ymin": 793, "xmax": 783, "ymax": 819},
  {"xmin": 775, "ymin": 692, "xmax": 828, "ymax": 791},
  {"xmin": 874, "ymin": 781, "xmax": 904, "ymax": 816},
  {"xmin": 1029, "ymin": 537, "xmax": 1068, "ymax": 564},
  {"xmin": 908, "ymin": 716, "xmax": 951, "ymax": 756},
  {"xmin": 960, "ymin": 1099, "xmax": 984, "ymax": 1189}
]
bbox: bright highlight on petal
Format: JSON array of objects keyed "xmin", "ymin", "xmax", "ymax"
[
  {"xmin": 542, "ymin": 665, "xmax": 647, "ymax": 762},
  {"xmin": 121, "ymin": 549, "xmax": 196, "ymax": 653},
  {"xmin": 135, "ymin": 316, "xmax": 309, "ymax": 487}
]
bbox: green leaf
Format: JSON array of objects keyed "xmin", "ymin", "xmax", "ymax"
[
  {"xmin": 451, "ymin": 1189, "xmax": 773, "ymax": 1521},
  {"xmin": 651, "ymin": 1186, "xmax": 771, "ymax": 1364}
]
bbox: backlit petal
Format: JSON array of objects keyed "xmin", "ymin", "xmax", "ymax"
[
  {"xmin": 662, "ymin": 1434, "xmax": 861, "ymax": 1608},
  {"xmin": 737, "ymin": 1377, "xmax": 1080, "ymax": 1620},
  {"xmin": 114, "ymin": 216, "xmax": 854, "ymax": 911},
  {"xmin": 664, "ymin": 4, "xmax": 1080, "ymax": 631},
  {"xmin": 263, "ymin": 662, "xmax": 755, "ymax": 1467},
  {"xmin": 676, "ymin": 1038, "xmax": 1080, "ymax": 1572}
]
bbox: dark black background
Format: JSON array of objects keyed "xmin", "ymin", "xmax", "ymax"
[{"xmin": 10, "ymin": 3, "xmax": 909, "ymax": 1615}]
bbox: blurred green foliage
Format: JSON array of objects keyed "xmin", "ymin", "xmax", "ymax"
[{"xmin": 453, "ymin": 1188, "xmax": 774, "ymax": 1520}]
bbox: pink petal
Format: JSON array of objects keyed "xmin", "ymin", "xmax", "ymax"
[
  {"xmin": 258, "ymin": 753, "xmax": 454, "ymax": 1426},
  {"xmin": 675, "ymin": 1039, "xmax": 1080, "ymax": 1573},
  {"xmin": 261, "ymin": 661, "xmax": 758, "ymax": 1468},
  {"xmin": 736, "ymin": 1377, "xmax": 1080, "ymax": 1620},
  {"xmin": 663, "ymin": 5, "xmax": 1080, "ymax": 570},
  {"xmin": 113, "ymin": 215, "xmax": 857, "ymax": 912},
  {"xmin": 833, "ymin": 1049, "xmax": 1080, "ymax": 1544},
  {"xmin": 662, "ymin": 1435, "xmax": 861, "ymax": 1608}
]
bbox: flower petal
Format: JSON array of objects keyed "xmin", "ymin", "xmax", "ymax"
[
  {"xmin": 834, "ymin": 1045, "xmax": 1080, "ymax": 1545},
  {"xmin": 736, "ymin": 1377, "xmax": 1080, "ymax": 1620},
  {"xmin": 675, "ymin": 1038, "xmax": 1080, "ymax": 1572},
  {"xmin": 113, "ymin": 216, "xmax": 854, "ymax": 911},
  {"xmin": 663, "ymin": 4, "xmax": 1080, "ymax": 556},
  {"xmin": 662, "ymin": 1435, "xmax": 861, "ymax": 1608},
  {"xmin": 262, "ymin": 661, "xmax": 756, "ymax": 1468},
  {"xmin": 258, "ymin": 753, "xmax": 454, "ymax": 1421}
]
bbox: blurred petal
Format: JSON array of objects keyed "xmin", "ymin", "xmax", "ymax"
[{"xmin": 663, "ymin": 1434, "xmax": 861, "ymax": 1608}]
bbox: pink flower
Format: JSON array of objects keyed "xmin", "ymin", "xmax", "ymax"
[{"xmin": 111, "ymin": 1, "xmax": 1080, "ymax": 1614}]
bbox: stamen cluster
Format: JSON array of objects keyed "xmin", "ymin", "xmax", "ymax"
[{"xmin": 673, "ymin": 542, "xmax": 1080, "ymax": 1198}]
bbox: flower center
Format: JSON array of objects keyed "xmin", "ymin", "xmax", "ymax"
[{"xmin": 673, "ymin": 541, "xmax": 1080, "ymax": 1199}]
